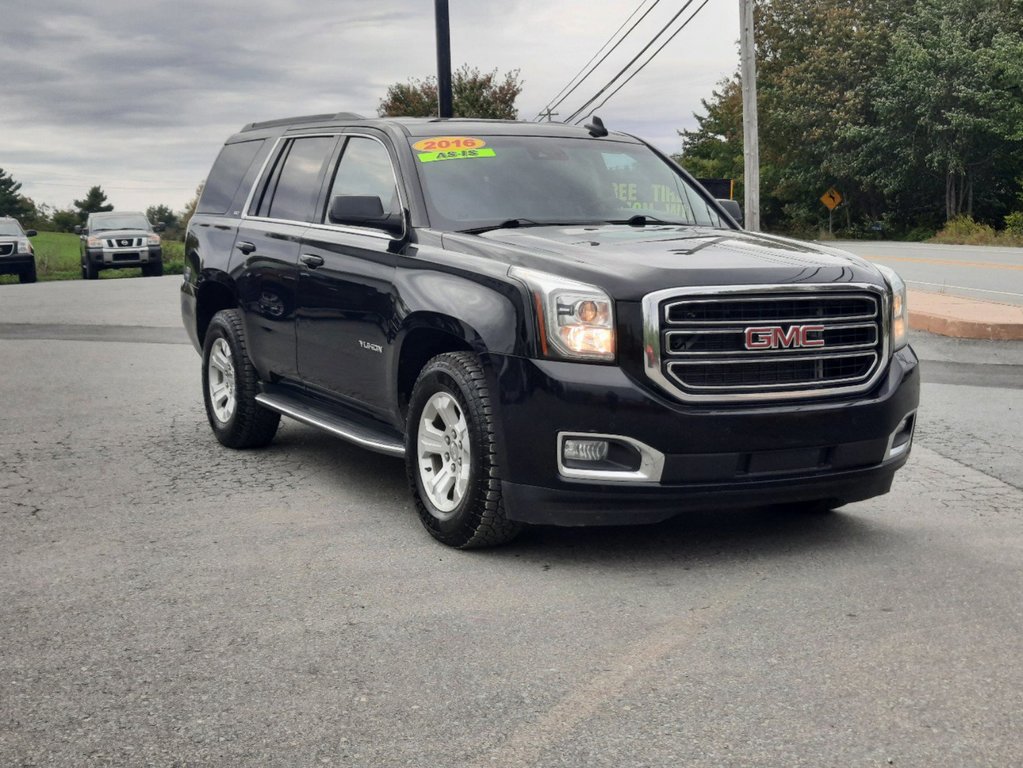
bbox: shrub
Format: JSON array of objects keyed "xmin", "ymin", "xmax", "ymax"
[
  {"xmin": 1005, "ymin": 211, "xmax": 1023, "ymax": 236},
  {"xmin": 930, "ymin": 216, "xmax": 997, "ymax": 245}
]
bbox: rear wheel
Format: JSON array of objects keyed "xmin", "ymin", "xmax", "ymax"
[
  {"xmin": 406, "ymin": 352, "xmax": 521, "ymax": 548},
  {"xmin": 202, "ymin": 309, "xmax": 280, "ymax": 448}
]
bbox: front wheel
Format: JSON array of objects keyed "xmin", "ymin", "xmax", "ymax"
[
  {"xmin": 142, "ymin": 258, "xmax": 163, "ymax": 277},
  {"xmin": 406, "ymin": 352, "xmax": 522, "ymax": 548},
  {"xmin": 19, "ymin": 262, "xmax": 37, "ymax": 283},
  {"xmin": 82, "ymin": 259, "xmax": 98, "ymax": 280},
  {"xmin": 201, "ymin": 309, "xmax": 280, "ymax": 448}
]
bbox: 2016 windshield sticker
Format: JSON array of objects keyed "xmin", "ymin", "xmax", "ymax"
[
  {"xmin": 413, "ymin": 136, "xmax": 495, "ymax": 163},
  {"xmin": 412, "ymin": 136, "xmax": 487, "ymax": 152}
]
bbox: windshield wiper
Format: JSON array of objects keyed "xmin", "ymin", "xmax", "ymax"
[
  {"xmin": 605, "ymin": 214, "xmax": 686, "ymax": 227},
  {"xmin": 460, "ymin": 218, "xmax": 560, "ymax": 235}
]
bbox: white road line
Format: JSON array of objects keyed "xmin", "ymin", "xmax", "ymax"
[{"xmin": 908, "ymin": 280, "xmax": 1023, "ymax": 299}]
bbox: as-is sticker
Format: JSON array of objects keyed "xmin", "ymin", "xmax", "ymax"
[{"xmin": 413, "ymin": 136, "xmax": 496, "ymax": 163}]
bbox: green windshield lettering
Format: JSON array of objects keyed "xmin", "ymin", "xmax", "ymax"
[{"xmin": 418, "ymin": 148, "xmax": 497, "ymax": 163}]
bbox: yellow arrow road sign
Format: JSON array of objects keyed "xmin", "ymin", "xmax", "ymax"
[{"xmin": 820, "ymin": 187, "xmax": 843, "ymax": 210}]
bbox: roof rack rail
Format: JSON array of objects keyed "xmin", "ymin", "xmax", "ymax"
[{"xmin": 240, "ymin": 112, "xmax": 365, "ymax": 132}]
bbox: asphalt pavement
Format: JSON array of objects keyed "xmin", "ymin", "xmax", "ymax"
[
  {"xmin": 835, "ymin": 240, "xmax": 1023, "ymax": 340},
  {"xmin": 1, "ymin": 275, "xmax": 1021, "ymax": 766}
]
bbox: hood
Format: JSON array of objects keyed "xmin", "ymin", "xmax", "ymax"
[
  {"xmin": 441, "ymin": 224, "xmax": 883, "ymax": 300},
  {"xmin": 91, "ymin": 228, "xmax": 153, "ymax": 239}
]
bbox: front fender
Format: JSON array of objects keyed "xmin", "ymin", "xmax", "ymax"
[{"xmin": 394, "ymin": 268, "xmax": 527, "ymax": 356}]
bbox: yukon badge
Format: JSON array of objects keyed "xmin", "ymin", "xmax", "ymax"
[{"xmin": 744, "ymin": 325, "xmax": 825, "ymax": 350}]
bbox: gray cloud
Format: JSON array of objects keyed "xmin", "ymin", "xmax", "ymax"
[{"xmin": 1, "ymin": 0, "xmax": 739, "ymax": 212}]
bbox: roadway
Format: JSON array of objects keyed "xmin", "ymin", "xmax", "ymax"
[
  {"xmin": 1, "ymin": 276, "xmax": 1021, "ymax": 767},
  {"xmin": 834, "ymin": 240, "xmax": 1023, "ymax": 306}
]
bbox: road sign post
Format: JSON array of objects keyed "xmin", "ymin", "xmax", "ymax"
[{"xmin": 820, "ymin": 187, "xmax": 843, "ymax": 235}]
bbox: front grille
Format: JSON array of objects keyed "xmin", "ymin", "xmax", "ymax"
[
  {"xmin": 644, "ymin": 286, "xmax": 889, "ymax": 402},
  {"xmin": 106, "ymin": 237, "xmax": 143, "ymax": 248},
  {"xmin": 0, "ymin": 243, "xmax": 14, "ymax": 256}
]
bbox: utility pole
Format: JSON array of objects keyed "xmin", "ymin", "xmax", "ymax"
[
  {"xmin": 739, "ymin": 0, "xmax": 760, "ymax": 231},
  {"xmin": 435, "ymin": 0, "xmax": 453, "ymax": 118}
]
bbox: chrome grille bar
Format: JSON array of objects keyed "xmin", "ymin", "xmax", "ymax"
[{"xmin": 665, "ymin": 322, "xmax": 878, "ymax": 356}]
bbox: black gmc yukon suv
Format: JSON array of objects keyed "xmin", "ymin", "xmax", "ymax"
[{"xmin": 181, "ymin": 113, "xmax": 919, "ymax": 548}]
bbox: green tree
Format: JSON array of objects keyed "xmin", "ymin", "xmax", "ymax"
[
  {"xmin": 20, "ymin": 199, "xmax": 52, "ymax": 231},
  {"xmin": 378, "ymin": 65, "xmax": 523, "ymax": 119},
  {"xmin": 178, "ymin": 184, "xmax": 202, "ymax": 238},
  {"xmin": 850, "ymin": 0, "xmax": 1023, "ymax": 222},
  {"xmin": 73, "ymin": 185, "xmax": 113, "ymax": 222},
  {"xmin": 146, "ymin": 204, "xmax": 178, "ymax": 228},
  {"xmin": 680, "ymin": 0, "xmax": 1023, "ymax": 234},
  {"xmin": 677, "ymin": 77, "xmax": 745, "ymax": 202},
  {"xmin": 51, "ymin": 209, "xmax": 81, "ymax": 233},
  {"xmin": 0, "ymin": 168, "xmax": 31, "ymax": 219}
]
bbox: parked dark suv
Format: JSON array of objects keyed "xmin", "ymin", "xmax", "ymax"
[
  {"xmin": 77, "ymin": 211, "xmax": 164, "ymax": 279},
  {"xmin": 182, "ymin": 113, "xmax": 919, "ymax": 548},
  {"xmin": 0, "ymin": 217, "xmax": 37, "ymax": 283}
]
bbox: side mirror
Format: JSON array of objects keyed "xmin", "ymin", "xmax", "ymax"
[
  {"xmin": 153, "ymin": 222, "xmax": 166, "ymax": 233},
  {"xmin": 327, "ymin": 195, "xmax": 403, "ymax": 237},
  {"xmin": 74, "ymin": 225, "xmax": 84, "ymax": 235},
  {"xmin": 717, "ymin": 199, "xmax": 743, "ymax": 224},
  {"xmin": 25, "ymin": 229, "xmax": 37, "ymax": 237}
]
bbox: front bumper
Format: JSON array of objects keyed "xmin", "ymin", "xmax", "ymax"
[
  {"xmin": 0, "ymin": 255, "xmax": 35, "ymax": 275},
  {"xmin": 85, "ymin": 245, "xmax": 162, "ymax": 267},
  {"xmin": 488, "ymin": 346, "xmax": 920, "ymax": 526}
]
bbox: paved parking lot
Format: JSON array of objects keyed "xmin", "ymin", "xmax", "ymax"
[{"xmin": 1, "ymin": 277, "xmax": 1021, "ymax": 766}]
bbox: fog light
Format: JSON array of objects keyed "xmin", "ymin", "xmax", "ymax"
[
  {"xmin": 886, "ymin": 412, "xmax": 916, "ymax": 459},
  {"xmin": 563, "ymin": 438, "xmax": 609, "ymax": 462}
]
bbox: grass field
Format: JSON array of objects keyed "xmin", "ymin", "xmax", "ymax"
[{"xmin": 0, "ymin": 231, "xmax": 184, "ymax": 284}]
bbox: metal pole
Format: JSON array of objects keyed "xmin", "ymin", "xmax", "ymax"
[
  {"xmin": 435, "ymin": 0, "xmax": 453, "ymax": 118},
  {"xmin": 739, "ymin": 0, "xmax": 760, "ymax": 231}
]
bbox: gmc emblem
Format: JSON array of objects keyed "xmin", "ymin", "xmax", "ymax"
[{"xmin": 745, "ymin": 325, "xmax": 825, "ymax": 350}]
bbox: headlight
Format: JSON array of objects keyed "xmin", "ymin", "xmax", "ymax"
[
  {"xmin": 87, "ymin": 236, "xmax": 104, "ymax": 248},
  {"xmin": 510, "ymin": 266, "xmax": 615, "ymax": 361},
  {"xmin": 876, "ymin": 264, "xmax": 908, "ymax": 350},
  {"xmin": 147, "ymin": 234, "xmax": 161, "ymax": 245},
  {"xmin": 16, "ymin": 238, "xmax": 32, "ymax": 254}
]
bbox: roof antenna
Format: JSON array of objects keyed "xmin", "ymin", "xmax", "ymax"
[{"xmin": 584, "ymin": 115, "xmax": 608, "ymax": 138}]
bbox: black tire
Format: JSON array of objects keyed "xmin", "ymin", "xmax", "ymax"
[
  {"xmin": 142, "ymin": 258, "xmax": 163, "ymax": 277},
  {"xmin": 82, "ymin": 259, "xmax": 99, "ymax": 280},
  {"xmin": 405, "ymin": 351, "xmax": 522, "ymax": 548},
  {"xmin": 19, "ymin": 262, "xmax": 37, "ymax": 283},
  {"xmin": 201, "ymin": 309, "xmax": 280, "ymax": 449}
]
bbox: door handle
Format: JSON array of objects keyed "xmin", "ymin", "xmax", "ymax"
[
  {"xmin": 300, "ymin": 253, "xmax": 325, "ymax": 269},
  {"xmin": 236, "ymin": 241, "xmax": 256, "ymax": 255}
]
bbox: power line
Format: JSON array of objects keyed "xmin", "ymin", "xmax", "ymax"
[
  {"xmin": 563, "ymin": 0, "xmax": 698, "ymax": 124},
  {"xmin": 535, "ymin": 0, "xmax": 662, "ymax": 121},
  {"xmin": 573, "ymin": 0, "xmax": 713, "ymax": 123}
]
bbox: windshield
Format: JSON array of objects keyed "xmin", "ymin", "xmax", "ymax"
[
  {"xmin": 0, "ymin": 220, "xmax": 25, "ymax": 236},
  {"xmin": 409, "ymin": 134, "xmax": 726, "ymax": 232},
  {"xmin": 90, "ymin": 214, "xmax": 151, "ymax": 232}
]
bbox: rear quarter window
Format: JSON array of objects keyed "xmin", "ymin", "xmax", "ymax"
[{"xmin": 197, "ymin": 139, "xmax": 268, "ymax": 215}]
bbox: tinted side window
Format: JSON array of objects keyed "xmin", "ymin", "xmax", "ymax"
[
  {"xmin": 265, "ymin": 136, "xmax": 335, "ymax": 222},
  {"xmin": 324, "ymin": 137, "xmax": 401, "ymax": 221},
  {"xmin": 197, "ymin": 139, "xmax": 266, "ymax": 215}
]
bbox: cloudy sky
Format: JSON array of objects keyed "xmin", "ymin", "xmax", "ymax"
[{"xmin": 1, "ymin": 0, "xmax": 740, "ymax": 214}]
